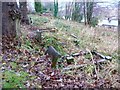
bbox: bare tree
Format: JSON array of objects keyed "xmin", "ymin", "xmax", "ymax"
[
  {"xmin": 19, "ymin": 0, "xmax": 29, "ymax": 24},
  {"xmin": 72, "ymin": 1, "xmax": 83, "ymax": 22},
  {"xmin": 118, "ymin": 1, "xmax": 120, "ymax": 74},
  {"xmin": 65, "ymin": 2, "xmax": 71, "ymax": 20},
  {"xmin": 83, "ymin": 0, "xmax": 94, "ymax": 25},
  {"xmin": 86, "ymin": 1, "xmax": 94, "ymax": 25},
  {"xmin": 83, "ymin": 0, "xmax": 87, "ymax": 25}
]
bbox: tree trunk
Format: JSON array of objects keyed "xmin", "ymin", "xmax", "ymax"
[
  {"xmin": 118, "ymin": 1, "xmax": 120, "ymax": 30},
  {"xmin": 2, "ymin": 2, "xmax": 21, "ymax": 50},
  {"xmin": 118, "ymin": 1, "xmax": 120, "ymax": 74},
  {"xmin": 83, "ymin": 1, "xmax": 87, "ymax": 25},
  {"xmin": 65, "ymin": 3, "xmax": 68, "ymax": 20},
  {"xmin": 0, "ymin": 1, "xmax": 2, "ymax": 41},
  {"xmin": 65, "ymin": 2, "xmax": 72, "ymax": 20},
  {"xmin": 54, "ymin": 0, "xmax": 58, "ymax": 17},
  {"xmin": 72, "ymin": 1, "xmax": 83, "ymax": 22},
  {"xmin": 86, "ymin": 2, "xmax": 94, "ymax": 25},
  {"xmin": 19, "ymin": 1, "xmax": 29, "ymax": 24},
  {"xmin": 2, "ymin": 2, "xmax": 17, "ymax": 37}
]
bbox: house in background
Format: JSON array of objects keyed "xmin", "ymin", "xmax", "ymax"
[{"xmin": 98, "ymin": 18, "xmax": 118, "ymax": 29}]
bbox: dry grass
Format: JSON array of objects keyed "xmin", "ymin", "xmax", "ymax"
[{"xmin": 28, "ymin": 14, "xmax": 118, "ymax": 55}]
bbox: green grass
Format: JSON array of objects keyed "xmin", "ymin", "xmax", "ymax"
[
  {"xmin": 10, "ymin": 62, "xmax": 17, "ymax": 69},
  {"xmin": 54, "ymin": 20, "xmax": 71, "ymax": 31},
  {"xmin": 28, "ymin": 14, "xmax": 49, "ymax": 27},
  {"xmin": 3, "ymin": 70, "xmax": 29, "ymax": 88},
  {"xmin": 27, "ymin": 14, "xmax": 118, "ymax": 57}
]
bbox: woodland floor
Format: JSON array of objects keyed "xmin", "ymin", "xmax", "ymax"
[{"xmin": 1, "ymin": 14, "xmax": 120, "ymax": 89}]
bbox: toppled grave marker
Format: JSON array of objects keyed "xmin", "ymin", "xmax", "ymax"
[{"xmin": 45, "ymin": 46, "xmax": 61, "ymax": 68}]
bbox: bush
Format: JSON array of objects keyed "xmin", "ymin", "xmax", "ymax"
[
  {"xmin": 90, "ymin": 17, "xmax": 98, "ymax": 27},
  {"xmin": 72, "ymin": 12, "xmax": 83, "ymax": 23}
]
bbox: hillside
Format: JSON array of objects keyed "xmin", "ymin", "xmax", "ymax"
[
  {"xmin": 27, "ymin": 14, "xmax": 118, "ymax": 54},
  {"xmin": 2, "ymin": 14, "xmax": 119, "ymax": 88}
]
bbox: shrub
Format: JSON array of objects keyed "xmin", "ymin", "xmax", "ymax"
[
  {"xmin": 72, "ymin": 12, "xmax": 83, "ymax": 23},
  {"xmin": 90, "ymin": 17, "xmax": 98, "ymax": 27}
]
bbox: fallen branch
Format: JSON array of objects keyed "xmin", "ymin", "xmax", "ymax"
[
  {"xmin": 72, "ymin": 53, "xmax": 82, "ymax": 57},
  {"xmin": 70, "ymin": 34, "xmax": 77, "ymax": 39},
  {"xmin": 91, "ymin": 51, "xmax": 105, "ymax": 58},
  {"xmin": 91, "ymin": 51, "xmax": 112, "ymax": 61},
  {"xmin": 96, "ymin": 59, "xmax": 108, "ymax": 63},
  {"xmin": 62, "ymin": 64, "xmax": 87, "ymax": 72},
  {"xmin": 36, "ymin": 29, "xmax": 56, "ymax": 33}
]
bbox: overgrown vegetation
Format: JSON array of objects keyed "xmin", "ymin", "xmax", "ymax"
[{"xmin": 1, "ymin": 0, "xmax": 119, "ymax": 88}]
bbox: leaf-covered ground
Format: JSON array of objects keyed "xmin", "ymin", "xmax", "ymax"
[{"xmin": 1, "ymin": 14, "xmax": 119, "ymax": 89}]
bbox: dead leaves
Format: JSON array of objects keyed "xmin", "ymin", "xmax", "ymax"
[{"xmin": 2, "ymin": 23, "xmax": 119, "ymax": 88}]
